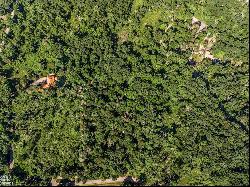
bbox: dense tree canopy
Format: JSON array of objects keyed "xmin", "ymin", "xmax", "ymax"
[{"xmin": 0, "ymin": 0, "xmax": 249, "ymax": 186}]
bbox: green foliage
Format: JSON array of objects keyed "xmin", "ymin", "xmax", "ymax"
[
  {"xmin": 0, "ymin": 78, "xmax": 12, "ymax": 175},
  {"xmin": 0, "ymin": 0, "xmax": 249, "ymax": 186}
]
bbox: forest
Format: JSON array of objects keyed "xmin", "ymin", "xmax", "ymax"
[{"xmin": 0, "ymin": 0, "xmax": 249, "ymax": 186}]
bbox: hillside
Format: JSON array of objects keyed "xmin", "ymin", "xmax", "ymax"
[{"xmin": 0, "ymin": 0, "xmax": 249, "ymax": 186}]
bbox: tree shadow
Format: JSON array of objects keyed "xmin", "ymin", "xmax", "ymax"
[
  {"xmin": 56, "ymin": 76, "xmax": 66, "ymax": 88},
  {"xmin": 122, "ymin": 176, "xmax": 141, "ymax": 186},
  {"xmin": 58, "ymin": 179, "xmax": 75, "ymax": 186}
]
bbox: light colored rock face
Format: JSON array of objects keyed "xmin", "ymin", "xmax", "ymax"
[
  {"xmin": 50, "ymin": 176, "xmax": 138, "ymax": 186},
  {"xmin": 80, "ymin": 176, "xmax": 137, "ymax": 185},
  {"xmin": 4, "ymin": 27, "xmax": 10, "ymax": 34},
  {"xmin": 0, "ymin": 15, "xmax": 7, "ymax": 20},
  {"xmin": 0, "ymin": 175, "xmax": 12, "ymax": 186},
  {"xmin": 192, "ymin": 16, "xmax": 207, "ymax": 34}
]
